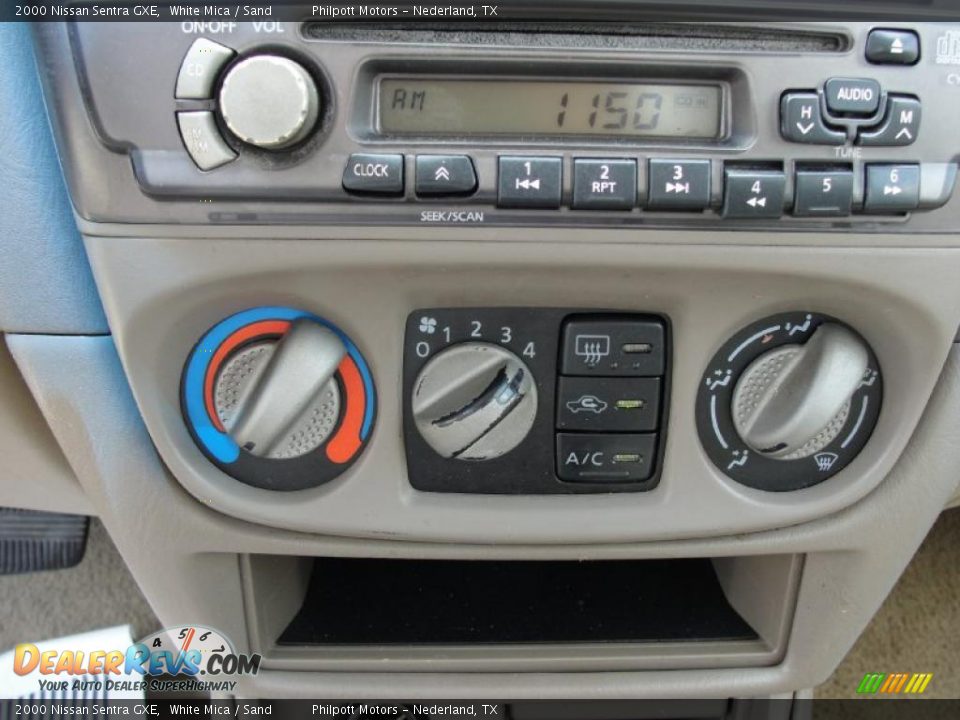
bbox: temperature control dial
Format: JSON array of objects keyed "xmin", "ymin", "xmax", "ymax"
[
  {"xmin": 696, "ymin": 312, "xmax": 882, "ymax": 491},
  {"xmin": 181, "ymin": 307, "xmax": 376, "ymax": 491},
  {"xmin": 411, "ymin": 342, "xmax": 538, "ymax": 461}
]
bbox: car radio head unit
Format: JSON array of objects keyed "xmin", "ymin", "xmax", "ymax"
[
  {"xmin": 33, "ymin": 21, "xmax": 960, "ymax": 233},
  {"xmin": 377, "ymin": 77, "xmax": 723, "ymax": 138}
]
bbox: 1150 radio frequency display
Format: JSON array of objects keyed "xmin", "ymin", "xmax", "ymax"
[{"xmin": 378, "ymin": 78, "xmax": 723, "ymax": 138}]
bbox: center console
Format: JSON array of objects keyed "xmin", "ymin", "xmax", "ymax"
[{"xmin": 19, "ymin": 17, "xmax": 960, "ymax": 699}]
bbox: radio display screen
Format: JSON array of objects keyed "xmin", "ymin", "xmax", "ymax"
[{"xmin": 378, "ymin": 79, "xmax": 722, "ymax": 139}]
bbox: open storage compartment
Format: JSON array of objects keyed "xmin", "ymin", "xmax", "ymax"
[{"xmin": 241, "ymin": 554, "xmax": 801, "ymax": 672}]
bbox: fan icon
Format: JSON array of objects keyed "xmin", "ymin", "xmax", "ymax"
[{"xmin": 419, "ymin": 317, "xmax": 438, "ymax": 334}]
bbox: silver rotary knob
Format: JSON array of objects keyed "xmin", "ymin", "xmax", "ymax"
[
  {"xmin": 218, "ymin": 55, "xmax": 320, "ymax": 149},
  {"xmin": 412, "ymin": 342, "xmax": 538, "ymax": 461},
  {"xmin": 731, "ymin": 323, "xmax": 869, "ymax": 460},
  {"xmin": 214, "ymin": 318, "xmax": 345, "ymax": 459}
]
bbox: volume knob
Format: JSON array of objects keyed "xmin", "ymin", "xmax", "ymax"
[
  {"xmin": 218, "ymin": 55, "xmax": 319, "ymax": 149},
  {"xmin": 412, "ymin": 343, "xmax": 538, "ymax": 461}
]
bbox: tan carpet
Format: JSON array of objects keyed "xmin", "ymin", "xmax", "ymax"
[
  {"xmin": 0, "ymin": 518, "xmax": 159, "ymax": 650},
  {"xmin": 817, "ymin": 507, "xmax": 960, "ymax": 699}
]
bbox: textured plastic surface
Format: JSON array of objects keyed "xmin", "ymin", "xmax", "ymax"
[
  {"xmin": 0, "ymin": 24, "xmax": 106, "ymax": 334},
  {"xmin": 0, "ymin": 336, "xmax": 91, "ymax": 515},
  {"xmin": 83, "ymin": 233, "xmax": 958, "ymax": 541}
]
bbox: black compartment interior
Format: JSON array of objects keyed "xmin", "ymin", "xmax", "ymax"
[{"xmin": 278, "ymin": 557, "xmax": 757, "ymax": 645}]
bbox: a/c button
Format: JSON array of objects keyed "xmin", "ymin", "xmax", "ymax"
[
  {"xmin": 557, "ymin": 433, "xmax": 656, "ymax": 483},
  {"xmin": 343, "ymin": 153, "xmax": 404, "ymax": 195}
]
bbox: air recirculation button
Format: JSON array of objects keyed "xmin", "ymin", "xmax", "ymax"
[{"xmin": 181, "ymin": 307, "xmax": 376, "ymax": 491}]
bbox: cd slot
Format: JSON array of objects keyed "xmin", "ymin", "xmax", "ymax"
[{"xmin": 303, "ymin": 22, "xmax": 847, "ymax": 54}]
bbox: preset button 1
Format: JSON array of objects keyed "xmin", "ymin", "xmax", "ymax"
[
  {"xmin": 572, "ymin": 159, "xmax": 637, "ymax": 210},
  {"xmin": 498, "ymin": 156, "xmax": 562, "ymax": 208}
]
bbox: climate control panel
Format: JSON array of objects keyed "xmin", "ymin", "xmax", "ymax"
[{"xmin": 403, "ymin": 309, "xmax": 671, "ymax": 494}]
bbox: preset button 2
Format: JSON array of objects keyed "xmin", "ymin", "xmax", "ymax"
[
  {"xmin": 498, "ymin": 156, "xmax": 562, "ymax": 208},
  {"xmin": 572, "ymin": 159, "xmax": 637, "ymax": 210}
]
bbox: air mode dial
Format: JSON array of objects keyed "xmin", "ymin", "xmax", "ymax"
[{"xmin": 696, "ymin": 312, "xmax": 882, "ymax": 491}]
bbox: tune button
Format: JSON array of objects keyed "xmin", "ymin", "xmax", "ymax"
[
  {"xmin": 780, "ymin": 93, "xmax": 846, "ymax": 145},
  {"xmin": 857, "ymin": 95, "xmax": 921, "ymax": 146}
]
